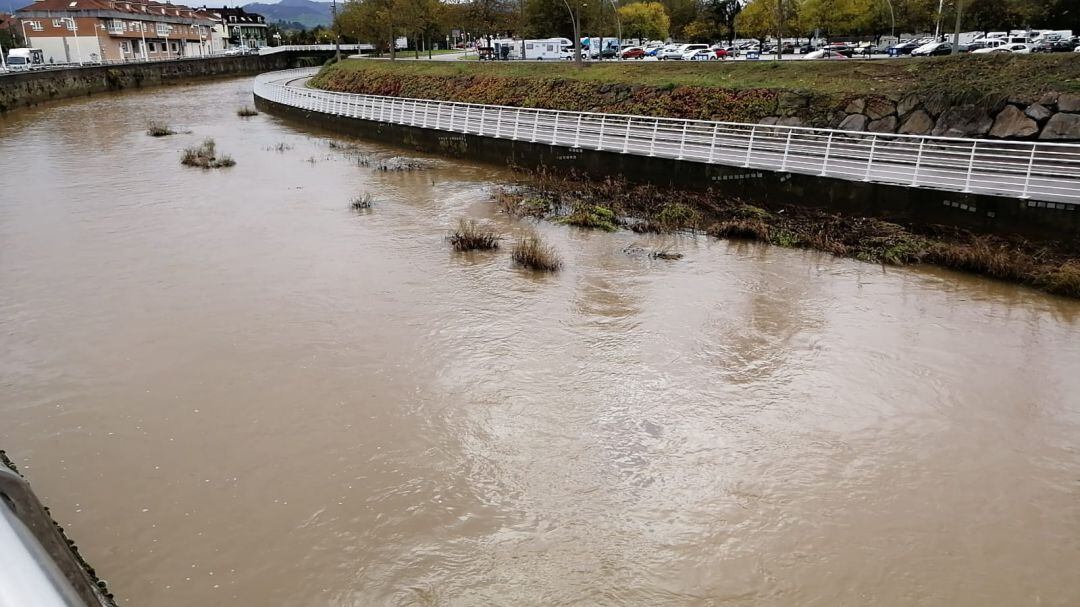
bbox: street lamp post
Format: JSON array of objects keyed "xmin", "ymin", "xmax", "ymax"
[
  {"xmin": 62, "ymin": 17, "xmax": 83, "ymax": 65},
  {"xmin": 608, "ymin": 0, "xmax": 621, "ymax": 60}
]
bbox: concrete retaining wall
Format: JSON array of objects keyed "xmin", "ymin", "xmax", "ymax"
[
  {"xmin": 0, "ymin": 53, "xmax": 331, "ymax": 113},
  {"xmin": 256, "ymin": 96, "xmax": 1080, "ymax": 240}
]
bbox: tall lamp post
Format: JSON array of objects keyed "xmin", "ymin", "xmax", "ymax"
[
  {"xmin": 62, "ymin": 17, "xmax": 83, "ymax": 65},
  {"xmin": 607, "ymin": 0, "xmax": 621, "ymax": 60},
  {"xmin": 331, "ymin": 0, "xmax": 340, "ymax": 59},
  {"xmin": 560, "ymin": 0, "xmax": 584, "ymax": 65}
]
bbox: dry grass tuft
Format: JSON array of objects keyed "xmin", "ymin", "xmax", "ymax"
[
  {"xmin": 180, "ymin": 138, "xmax": 235, "ymax": 169},
  {"xmin": 448, "ymin": 218, "xmax": 500, "ymax": 251},
  {"xmin": 146, "ymin": 120, "xmax": 175, "ymax": 137},
  {"xmin": 512, "ymin": 233, "xmax": 561, "ymax": 272}
]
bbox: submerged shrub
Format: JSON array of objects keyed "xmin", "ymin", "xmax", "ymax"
[
  {"xmin": 559, "ymin": 203, "xmax": 618, "ymax": 231},
  {"xmin": 351, "ymin": 193, "xmax": 373, "ymax": 210},
  {"xmin": 448, "ymin": 218, "xmax": 500, "ymax": 251},
  {"xmin": 180, "ymin": 138, "xmax": 235, "ymax": 169},
  {"xmin": 512, "ymin": 233, "xmax": 561, "ymax": 272},
  {"xmin": 237, "ymin": 106, "xmax": 259, "ymax": 117},
  {"xmin": 146, "ymin": 120, "xmax": 175, "ymax": 137}
]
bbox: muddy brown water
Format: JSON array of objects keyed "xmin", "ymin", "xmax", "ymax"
[{"xmin": 2, "ymin": 77, "xmax": 1080, "ymax": 606}]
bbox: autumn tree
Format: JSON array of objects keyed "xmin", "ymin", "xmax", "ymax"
[{"xmin": 617, "ymin": 2, "xmax": 671, "ymax": 41}]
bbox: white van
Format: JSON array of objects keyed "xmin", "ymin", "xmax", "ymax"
[{"xmin": 5, "ymin": 48, "xmax": 44, "ymax": 71}]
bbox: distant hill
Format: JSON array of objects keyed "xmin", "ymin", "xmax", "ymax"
[{"xmin": 242, "ymin": 0, "xmax": 332, "ymax": 29}]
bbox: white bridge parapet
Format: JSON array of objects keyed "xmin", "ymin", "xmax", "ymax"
[{"xmin": 255, "ymin": 68, "xmax": 1080, "ymax": 205}]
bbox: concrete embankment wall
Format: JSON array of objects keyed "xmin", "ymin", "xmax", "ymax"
[
  {"xmin": 0, "ymin": 54, "xmax": 324, "ymax": 113},
  {"xmin": 256, "ymin": 96, "xmax": 1080, "ymax": 240}
]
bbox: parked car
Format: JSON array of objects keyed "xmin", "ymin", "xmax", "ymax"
[
  {"xmin": 973, "ymin": 42, "xmax": 1031, "ymax": 54},
  {"xmin": 655, "ymin": 44, "xmax": 682, "ymax": 59},
  {"xmin": 851, "ymin": 42, "xmax": 877, "ymax": 56},
  {"xmin": 1031, "ymin": 39, "xmax": 1075, "ymax": 53},
  {"xmin": 825, "ymin": 43, "xmax": 855, "ymax": 57},
  {"xmin": 686, "ymin": 49, "xmax": 717, "ymax": 61},
  {"xmin": 912, "ymin": 41, "xmax": 953, "ymax": 56},
  {"xmin": 665, "ymin": 43, "xmax": 709, "ymax": 60},
  {"xmin": 620, "ymin": 46, "xmax": 646, "ymax": 59},
  {"xmin": 886, "ymin": 41, "xmax": 921, "ymax": 56},
  {"xmin": 803, "ymin": 49, "xmax": 849, "ymax": 60}
]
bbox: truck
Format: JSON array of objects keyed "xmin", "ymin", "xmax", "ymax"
[{"xmin": 5, "ymin": 48, "xmax": 45, "ymax": 71}]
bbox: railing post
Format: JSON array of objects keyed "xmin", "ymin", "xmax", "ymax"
[
  {"xmin": 649, "ymin": 119, "xmax": 659, "ymax": 157},
  {"xmin": 743, "ymin": 126, "xmax": 757, "ymax": 167},
  {"xmin": 1021, "ymin": 144, "xmax": 1037, "ymax": 199},
  {"xmin": 379, "ymin": 97, "xmax": 386, "ymax": 123},
  {"xmin": 531, "ymin": 110, "xmax": 540, "ymax": 143},
  {"xmin": 596, "ymin": 115, "xmax": 606, "ymax": 150},
  {"xmin": 780, "ymin": 129, "xmax": 793, "ymax": 171},
  {"xmin": 513, "ymin": 109, "xmax": 521, "ymax": 140},
  {"xmin": 819, "ymin": 132, "xmax": 834, "ymax": 177},
  {"xmin": 450, "ymin": 104, "xmax": 457, "ymax": 132},
  {"xmin": 479, "ymin": 106, "xmax": 486, "ymax": 135},
  {"xmin": 574, "ymin": 114, "xmax": 583, "ymax": 148},
  {"xmin": 622, "ymin": 118, "xmax": 632, "ymax": 153},
  {"xmin": 465, "ymin": 105, "xmax": 471, "ymax": 133},
  {"xmin": 552, "ymin": 111, "xmax": 560, "ymax": 145},
  {"xmin": 676, "ymin": 121, "xmax": 688, "ymax": 160},
  {"xmin": 863, "ymin": 135, "xmax": 878, "ymax": 181},
  {"xmin": 422, "ymin": 101, "xmax": 429, "ymax": 128},
  {"xmin": 963, "ymin": 140, "xmax": 977, "ymax": 193},
  {"xmin": 911, "ymin": 138, "xmax": 926, "ymax": 186},
  {"xmin": 709, "ymin": 123, "xmax": 719, "ymax": 163},
  {"xmin": 497, "ymin": 108, "xmax": 503, "ymax": 138}
]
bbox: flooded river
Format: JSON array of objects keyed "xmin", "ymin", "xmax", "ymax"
[{"xmin": 2, "ymin": 77, "xmax": 1080, "ymax": 606}]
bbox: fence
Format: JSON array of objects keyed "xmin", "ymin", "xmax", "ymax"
[{"xmin": 254, "ymin": 68, "xmax": 1080, "ymax": 204}]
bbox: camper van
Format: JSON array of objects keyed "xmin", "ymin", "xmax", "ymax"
[
  {"xmin": 5, "ymin": 48, "xmax": 45, "ymax": 71},
  {"xmin": 523, "ymin": 38, "xmax": 573, "ymax": 60}
]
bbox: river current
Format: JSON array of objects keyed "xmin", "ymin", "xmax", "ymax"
[{"xmin": 1, "ymin": 76, "xmax": 1079, "ymax": 606}]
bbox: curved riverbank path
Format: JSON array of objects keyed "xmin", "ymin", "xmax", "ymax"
[{"xmin": 256, "ymin": 68, "xmax": 1080, "ymax": 205}]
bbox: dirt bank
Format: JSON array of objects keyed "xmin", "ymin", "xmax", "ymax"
[{"xmin": 497, "ymin": 169, "xmax": 1080, "ymax": 298}]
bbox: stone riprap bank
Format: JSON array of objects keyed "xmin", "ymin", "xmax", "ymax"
[{"xmin": 819, "ymin": 92, "xmax": 1080, "ymax": 140}]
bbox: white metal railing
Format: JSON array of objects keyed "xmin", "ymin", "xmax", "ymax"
[
  {"xmin": 258, "ymin": 44, "xmax": 372, "ymax": 55},
  {"xmin": 254, "ymin": 68, "xmax": 1080, "ymax": 204}
]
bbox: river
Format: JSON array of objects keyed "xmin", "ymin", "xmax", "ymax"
[{"xmin": 1, "ymin": 76, "xmax": 1079, "ymax": 606}]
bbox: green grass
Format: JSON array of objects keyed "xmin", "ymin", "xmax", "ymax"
[{"xmin": 318, "ymin": 53, "xmax": 1079, "ymax": 100}]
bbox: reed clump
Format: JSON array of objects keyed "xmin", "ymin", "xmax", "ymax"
[
  {"xmin": 512, "ymin": 233, "xmax": 561, "ymax": 272},
  {"xmin": 180, "ymin": 138, "xmax": 235, "ymax": 169},
  {"xmin": 350, "ymin": 193, "xmax": 373, "ymax": 210},
  {"xmin": 146, "ymin": 121, "xmax": 175, "ymax": 137},
  {"xmin": 448, "ymin": 219, "xmax": 500, "ymax": 251},
  {"xmin": 237, "ymin": 106, "xmax": 259, "ymax": 117}
]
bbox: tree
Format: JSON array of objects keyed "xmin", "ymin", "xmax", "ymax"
[
  {"xmin": 656, "ymin": 0, "xmax": 699, "ymax": 37},
  {"xmin": 617, "ymin": 2, "xmax": 670, "ymax": 41},
  {"xmin": 400, "ymin": 0, "xmax": 444, "ymax": 56},
  {"xmin": 337, "ymin": 0, "xmax": 400, "ymax": 57},
  {"xmin": 735, "ymin": 0, "xmax": 798, "ymax": 50},
  {"xmin": 682, "ymin": 0, "xmax": 740, "ymax": 42}
]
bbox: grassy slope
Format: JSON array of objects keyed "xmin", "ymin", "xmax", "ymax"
[{"xmin": 315, "ymin": 54, "xmax": 1080, "ymax": 102}]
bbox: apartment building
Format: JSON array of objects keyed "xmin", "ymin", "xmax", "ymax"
[
  {"xmin": 14, "ymin": 0, "xmax": 219, "ymax": 64},
  {"xmin": 205, "ymin": 6, "xmax": 266, "ymax": 49}
]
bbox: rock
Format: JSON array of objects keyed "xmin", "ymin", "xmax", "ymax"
[
  {"xmin": 845, "ymin": 98, "xmax": 866, "ymax": 114},
  {"xmin": 838, "ymin": 114, "xmax": 869, "ymax": 132},
  {"xmin": 898, "ymin": 110, "xmax": 935, "ymax": 135},
  {"xmin": 989, "ymin": 105, "xmax": 1038, "ymax": 138},
  {"xmin": 758, "ymin": 116, "xmax": 779, "ymax": 125},
  {"xmin": 1024, "ymin": 103, "xmax": 1052, "ymax": 123},
  {"xmin": 867, "ymin": 115, "xmax": 898, "ymax": 133},
  {"xmin": 1058, "ymin": 93, "xmax": 1080, "ymax": 113},
  {"xmin": 776, "ymin": 92, "xmax": 809, "ymax": 116},
  {"xmin": 864, "ymin": 98, "xmax": 897, "ymax": 120},
  {"xmin": 1039, "ymin": 92, "xmax": 1060, "ymax": 108},
  {"xmin": 1038, "ymin": 113, "xmax": 1080, "ymax": 140},
  {"xmin": 923, "ymin": 95, "xmax": 950, "ymax": 117},
  {"xmin": 776, "ymin": 116, "xmax": 804, "ymax": 127},
  {"xmin": 897, "ymin": 94, "xmax": 920, "ymax": 117},
  {"xmin": 932, "ymin": 106, "xmax": 993, "ymax": 137}
]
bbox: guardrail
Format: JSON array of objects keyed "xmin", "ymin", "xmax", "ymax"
[
  {"xmin": 258, "ymin": 44, "xmax": 372, "ymax": 55},
  {"xmin": 254, "ymin": 68, "xmax": 1080, "ymax": 204}
]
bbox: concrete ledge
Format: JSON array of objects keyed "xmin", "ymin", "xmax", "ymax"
[
  {"xmin": 0, "ymin": 53, "xmax": 333, "ymax": 113},
  {"xmin": 256, "ymin": 96, "xmax": 1080, "ymax": 240}
]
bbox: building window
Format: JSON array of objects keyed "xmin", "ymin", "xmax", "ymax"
[
  {"xmin": 147, "ymin": 41, "xmax": 156, "ymax": 51},
  {"xmin": 52, "ymin": 19, "xmax": 62, "ymax": 27},
  {"xmin": 29, "ymin": 21, "xmax": 44, "ymax": 31}
]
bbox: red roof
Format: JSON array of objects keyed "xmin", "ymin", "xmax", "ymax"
[{"xmin": 15, "ymin": 0, "xmax": 206, "ymax": 19}]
